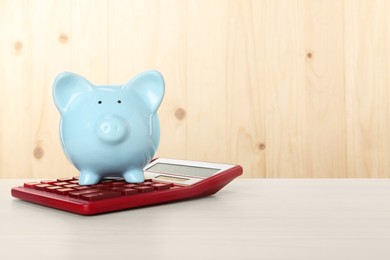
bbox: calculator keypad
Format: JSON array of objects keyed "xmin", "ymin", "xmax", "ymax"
[{"xmin": 23, "ymin": 177, "xmax": 174, "ymax": 201}]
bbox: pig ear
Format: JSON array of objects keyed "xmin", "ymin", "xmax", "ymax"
[
  {"xmin": 53, "ymin": 72, "xmax": 93, "ymax": 114},
  {"xmin": 123, "ymin": 70, "xmax": 165, "ymax": 113}
]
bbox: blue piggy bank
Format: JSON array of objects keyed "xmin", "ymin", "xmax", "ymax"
[{"xmin": 53, "ymin": 70, "xmax": 165, "ymax": 185}]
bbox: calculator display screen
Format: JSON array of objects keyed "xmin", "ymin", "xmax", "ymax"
[{"xmin": 146, "ymin": 163, "xmax": 220, "ymax": 178}]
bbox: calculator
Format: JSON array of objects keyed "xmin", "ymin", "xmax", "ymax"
[{"xmin": 11, "ymin": 158, "xmax": 243, "ymax": 215}]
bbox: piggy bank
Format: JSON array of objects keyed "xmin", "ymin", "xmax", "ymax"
[{"xmin": 53, "ymin": 70, "xmax": 165, "ymax": 185}]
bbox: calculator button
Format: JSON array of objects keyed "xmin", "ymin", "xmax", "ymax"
[
  {"xmin": 68, "ymin": 189, "xmax": 101, "ymax": 199},
  {"xmin": 111, "ymin": 182, "xmax": 126, "ymax": 187},
  {"xmin": 55, "ymin": 188, "xmax": 74, "ymax": 195},
  {"xmin": 34, "ymin": 184, "xmax": 52, "ymax": 190},
  {"xmin": 151, "ymin": 183, "xmax": 171, "ymax": 191},
  {"xmin": 91, "ymin": 184, "xmax": 106, "ymax": 189},
  {"xmin": 44, "ymin": 186, "xmax": 62, "ymax": 192},
  {"xmin": 119, "ymin": 188, "xmax": 138, "ymax": 195},
  {"xmin": 72, "ymin": 186, "xmax": 93, "ymax": 191},
  {"xmin": 40, "ymin": 180, "xmax": 57, "ymax": 184},
  {"xmin": 57, "ymin": 177, "xmax": 74, "ymax": 182},
  {"xmin": 53, "ymin": 182, "xmax": 69, "ymax": 186},
  {"xmin": 123, "ymin": 184, "xmax": 138, "ymax": 188},
  {"xmin": 24, "ymin": 182, "xmax": 40, "ymax": 188},
  {"xmin": 64, "ymin": 184, "xmax": 79, "ymax": 188},
  {"xmin": 134, "ymin": 186, "xmax": 154, "ymax": 193},
  {"xmin": 80, "ymin": 191, "xmax": 121, "ymax": 201}
]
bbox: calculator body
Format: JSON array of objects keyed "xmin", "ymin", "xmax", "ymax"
[{"xmin": 11, "ymin": 158, "xmax": 242, "ymax": 215}]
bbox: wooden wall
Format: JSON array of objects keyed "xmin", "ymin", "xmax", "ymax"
[{"xmin": 1, "ymin": 0, "xmax": 389, "ymax": 179}]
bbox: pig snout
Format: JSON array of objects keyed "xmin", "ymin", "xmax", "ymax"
[{"xmin": 97, "ymin": 116, "xmax": 128, "ymax": 143}]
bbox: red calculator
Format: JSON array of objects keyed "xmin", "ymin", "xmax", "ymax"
[{"xmin": 11, "ymin": 158, "xmax": 243, "ymax": 215}]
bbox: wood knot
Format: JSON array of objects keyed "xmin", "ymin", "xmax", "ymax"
[
  {"xmin": 14, "ymin": 41, "xmax": 23, "ymax": 52},
  {"xmin": 58, "ymin": 33, "xmax": 69, "ymax": 44},
  {"xmin": 257, "ymin": 143, "xmax": 266, "ymax": 150},
  {"xmin": 174, "ymin": 108, "xmax": 186, "ymax": 120},
  {"xmin": 306, "ymin": 52, "xmax": 313, "ymax": 59},
  {"xmin": 33, "ymin": 147, "xmax": 44, "ymax": 159}
]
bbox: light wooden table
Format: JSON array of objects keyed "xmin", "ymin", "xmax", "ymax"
[{"xmin": 2, "ymin": 179, "xmax": 390, "ymax": 260}]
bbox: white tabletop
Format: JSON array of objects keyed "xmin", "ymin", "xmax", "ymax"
[{"xmin": 2, "ymin": 179, "xmax": 390, "ymax": 260}]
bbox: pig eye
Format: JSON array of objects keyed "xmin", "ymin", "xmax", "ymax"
[
  {"xmin": 117, "ymin": 100, "xmax": 122, "ymax": 104},
  {"xmin": 98, "ymin": 101, "xmax": 102, "ymax": 104}
]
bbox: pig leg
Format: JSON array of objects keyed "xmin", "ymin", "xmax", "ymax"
[
  {"xmin": 78, "ymin": 170, "xmax": 101, "ymax": 185},
  {"xmin": 123, "ymin": 169, "xmax": 145, "ymax": 183}
]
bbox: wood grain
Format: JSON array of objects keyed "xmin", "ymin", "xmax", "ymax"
[
  {"xmin": 0, "ymin": 0, "xmax": 108, "ymax": 178},
  {"xmin": 1, "ymin": 0, "xmax": 390, "ymax": 178},
  {"xmin": 263, "ymin": 0, "xmax": 306, "ymax": 178},
  {"xmin": 303, "ymin": 0, "xmax": 346, "ymax": 177},
  {"xmin": 345, "ymin": 0, "xmax": 390, "ymax": 177},
  {"xmin": 0, "ymin": 0, "xmax": 34, "ymax": 178},
  {"xmin": 225, "ymin": 0, "xmax": 266, "ymax": 177},
  {"xmin": 108, "ymin": 0, "xmax": 189, "ymax": 159}
]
